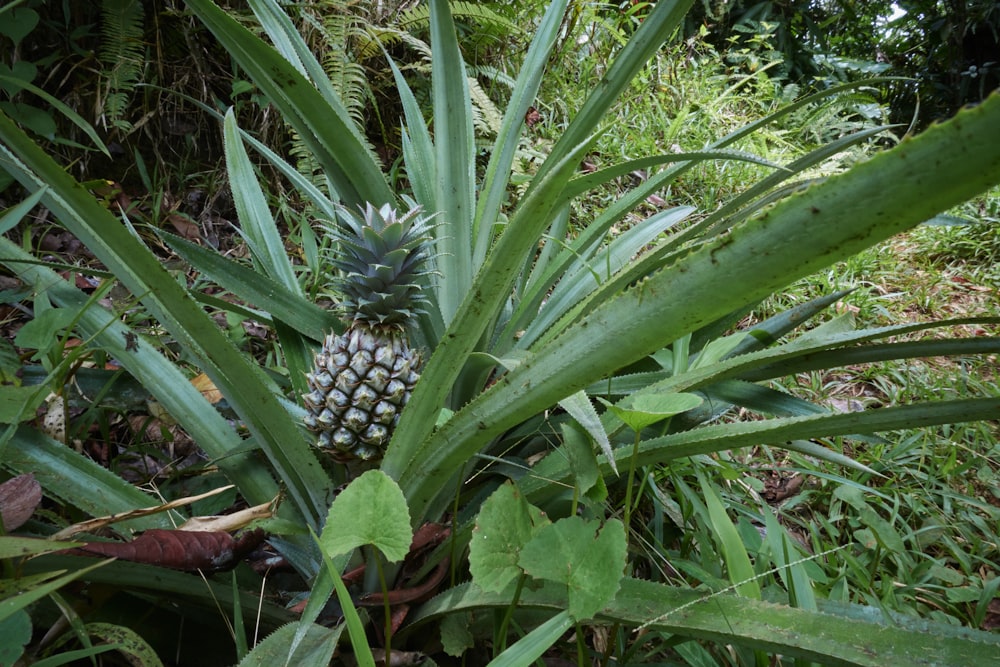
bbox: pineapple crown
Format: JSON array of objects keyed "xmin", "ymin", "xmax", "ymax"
[{"xmin": 324, "ymin": 201, "xmax": 434, "ymax": 329}]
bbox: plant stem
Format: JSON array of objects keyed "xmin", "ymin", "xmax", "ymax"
[
  {"xmin": 371, "ymin": 549, "xmax": 392, "ymax": 657},
  {"xmin": 599, "ymin": 622, "xmax": 621, "ymax": 667},
  {"xmin": 623, "ymin": 429, "xmax": 641, "ymax": 534},
  {"xmin": 496, "ymin": 572, "xmax": 527, "ymax": 655}
]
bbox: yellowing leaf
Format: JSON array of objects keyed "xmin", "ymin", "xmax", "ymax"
[{"xmin": 190, "ymin": 372, "xmax": 223, "ymax": 404}]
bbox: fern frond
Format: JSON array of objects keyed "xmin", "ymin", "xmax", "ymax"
[
  {"xmin": 470, "ymin": 64, "xmax": 517, "ymax": 92},
  {"xmin": 467, "ymin": 76, "xmax": 503, "ymax": 138},
  {"xmin": 99, "ymin": 0, "xmax": 145, "ymax": 132},
  {"xmin": 355, "ymin": 26, "xmax": 433, "ymax": 65},
  {"xmin": 395, "ymin": 1, "xmax": 521, "ymax": 36},
  {"xmin": 286, "ymin": 1, "xmax": 381, "ymax": 190},
  {"xmin": 297, "ymin": 4, "xmax": 372, "ymax": 128}
]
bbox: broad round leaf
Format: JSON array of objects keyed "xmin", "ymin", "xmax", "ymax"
[
  {"xmin": 601, "ymin": 393, "xmax": 704, "ymax": 431},
  {"xmin": 321, "ymin": 470, "xmax": 412, "ymax": 562},
  {"xmin": 518, "ymin": 516, "xmax": 626, "ymax": 621},
  {"xmin": 469, "ymin": 483, "xmax": 549, "ymax": 593}
]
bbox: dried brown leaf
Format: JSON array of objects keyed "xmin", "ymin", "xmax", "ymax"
[
  {"xmin": 0, "ymin": 473, "xmax": 42, "ymax": 531},
  {"xmin": 68, "ymin": 528, "xmax": 265, "ymax": 572}
]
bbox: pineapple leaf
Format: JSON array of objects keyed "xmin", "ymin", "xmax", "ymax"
[
  {"xmin": 0, "ymin": 110, "xmax": 335, "ymax": 534},
  {"xmin": 186, "ymin": 0, "xmax": 392, "ymax": 210},
  {"xmin": 392, "ymin": 94, "xmax": 1000, "ymax": 524}
]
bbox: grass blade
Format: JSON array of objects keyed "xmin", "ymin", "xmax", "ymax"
[
  {"xmin": 697, "ymin": 473, "xmax": 761, "ymax": 599},
  {"xmin": 487, "ymin": 610, "xmax": 573, "ymax": 667}
]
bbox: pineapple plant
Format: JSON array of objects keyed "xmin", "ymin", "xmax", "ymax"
[{"xmin": 303, "ymin": 201, "xmax": 432, "ymax": 462}]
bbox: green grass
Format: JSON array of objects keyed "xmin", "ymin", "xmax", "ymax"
[{"xmin": 652, "ymin": 212, "xmax": 1000, "ymax": 655}]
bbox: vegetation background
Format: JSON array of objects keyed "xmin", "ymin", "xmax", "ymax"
[{"xmin": 0, "ymin": 0, "xmax": 998, "ymax": 665}]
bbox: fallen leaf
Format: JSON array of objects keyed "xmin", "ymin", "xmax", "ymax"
[
  {"xmin": 190, "ymin": 373, "xmax": 223, "ymax": 404},
  {"xmin": 166, "ymin": 212, "xmax": 200, "ymax": 240},
  {"xmin": 524, "ymin": 106, "xmax": 541, "ymax": 128},
  {"xmin": 178, "ymin": 499, "xmax": 276, "ymax": 533},
  {"xmin": 0, "ymin": 474, "xmax": 41, "ymax": 531},
  {"xmin": 52, "ymin": 485, "xmax": 236, "ymax": 540},
  {"xmin": 66, "ymin": 528, "xmax": 265, "ymax": 571}
]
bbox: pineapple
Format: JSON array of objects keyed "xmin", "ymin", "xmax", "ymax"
[{"xmin": 303, "ymin": 202, "xmax": 431, "ymax": 462}]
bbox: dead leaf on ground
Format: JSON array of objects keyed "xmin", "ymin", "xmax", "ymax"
[
  {"xmin": 190, "ymin": 372, "xmax": 223, "ymax": 404},
  {"xmin": 178, "ymin": 499, "xmax": 276, "ymax": 533},
  {"xmin": 982, "ymin": 597, "xmax": 1000, "ymax": 631},
  {"xmin": 0, "ymin": 473, "xmax": 42, "ymax": 531},
  {"xmin": 762, "ymin": 471, "xmax": 805, "ymax": 504},
  {"xmin": 51, "ymin": 485, "xmax": 236, "ymax": 540},
  {"xmin": 166, "ymin": 212, "xmax": 201, "ymax": 240},
  {"xmin": 66, "ymin": 527, "xmax": 266, "ymax": 572}
]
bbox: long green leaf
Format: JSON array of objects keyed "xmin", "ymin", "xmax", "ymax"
[
  {"xmin": 0, "ymin": 110, "xmax": 334, "ymax": 533},
  {"xmin": 698, "ymin": 474, "xmax": 761, "ymax": 599},
  {"xmin": 223, "ymin": 108, "xmax": 299, "ymax": 292},
  {"xmin": 0, "ymin": 560, "xmax": 111, "ymax": 623},
  {"xmin": 172, "ymin": 88, "xmax": 339, "ymax": 220},
  {"xmin": 388, "ymin": 57, "xmax": 437, "ymax": 216},
  {"xmin": 161, "ymin": 232, "xmax": 339, "ymax": 338},
  {"xmin": 0, "ymin": 185, "xmax": 45, "ymax": 234},
  {"xmin": 406, "ymin": 578, "xmax": 1000, "ymax": 666},
  {"xmin": 537, "ymin": 0, "xmax": 697, "ymax": 184},
  {"xmin": 598, "ymin": 317, "xmax": 998, "ymax": 435},
  {"xmin": 222, "ymin": 108, "xmax": 316, "ymax": 396},
  {"xmin": 184, "ymin": 0, "xmax": 391, "ymax": 210},
  {"xmin": 428, "ymin": 0, "xmax": 475, "ymax": 324},
  {"xmin": 393, "ymin": 95, "xmax": 1000, "ymax": 523},
  {"xmin": 385, "ymin": 1, "xmax": 698, "ymax": 487},
  {"xmin": 511, "ymin": 206, "xmax": 696, "ymax": 349},
  {"xmin": 4, "ymin": 427, "xmax": 172, "ymax": 530},
  {"xmin": 384, "ymin": 137, "xmax": 598, "ymax": 477},
  {"xmin": 22, "ymin": 555, "xmax": 294, "ymax": 628},
  {"xmin": 473, "ymin": 0, "xmax": 569, "ymax": 268},
  {"xmin": 520, "ymin": 397, "xmax": 1000, "ymax": 504},
  {"xmin": 0, "ymin": 75, "xmax": 111, "ymax": 158},
  {"xmin": 487, "ymin": 610, "xmax": 573, "ymax": 667},
  {"xmin": 740, "ymin": 336, "xmax": 1000, "ymax": 380},
  {"xmin": 247, "ymin": 0, "xmax": 340, "ymax": 107}
]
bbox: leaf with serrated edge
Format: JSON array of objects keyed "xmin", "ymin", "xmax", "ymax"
[
  {"xmin": 321, "ymin": 470, "xmax": 412, "ymax": 562},
  {"xmin": 236, "ymin": 622, "xmax": 340, "ymax": 667},
  {"xmin": 0, "ymin": 537, "xmax": 83, "ymax": 559},
  {"xmin": 439, "ymin": 612, "xmax": 474, "ymax": 657},
  {"xmin": 559, "ymin": 422, "xmax": 600, "ymax": 496},
  {"xmin": 600, "ymin": 393, "xmax": 703, "ymax": 432},
  {"xmin": 468, "ymin": 483, "xmax": 549, "ymax": 593},
  {"xmin": 518, "ymin": 516, "xmax": 626, "ymax": 621},
  {"xmin": 559, "ymin": 390, "xmax": 616, "ymax": 475}
]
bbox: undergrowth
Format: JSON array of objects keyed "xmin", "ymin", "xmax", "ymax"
[
  {"xmin": 2, "ymin": 1, "xmax": 997, "ymax": 663},
  {"xmin": 524, "ymin": 6, "xmax": 1000, "ymax": 648}
]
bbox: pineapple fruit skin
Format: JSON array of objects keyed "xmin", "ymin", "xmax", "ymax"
[
  {"xmin": 303, "ymin": 328, "xmax": 421, "ymax": 462},
  {"xmin": 303, "ymin": 201, "xmax": 431, "ymax": 462}
]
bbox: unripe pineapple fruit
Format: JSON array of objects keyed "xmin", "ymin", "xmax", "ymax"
[{"xmin": 303, "ymin": 202, "xmax": 431, "ymax": 461}]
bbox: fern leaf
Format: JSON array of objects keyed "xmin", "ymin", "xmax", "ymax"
[
  {"xmin": 467, "ymin": 76, "xmax": 503, "ymax": 138},
  {"xmin": 99, "ymin": 0, "xmax": 145, "ymax": 132},
  {"xmin": 395, "ymin": 1, "xmax": 521, "ymax": 35}
]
